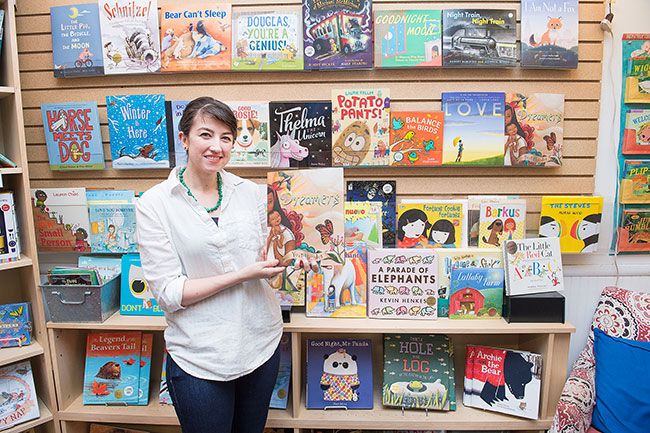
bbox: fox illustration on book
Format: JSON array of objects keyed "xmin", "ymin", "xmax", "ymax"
[{"xmin": 529, "ymin": 17, "xmax": 562, "ymax": 47}]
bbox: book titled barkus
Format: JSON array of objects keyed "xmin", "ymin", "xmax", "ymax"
[
  {"xmin": 539, "ymin": 196, "xmax": 604, "ymax": 253},
  {"xmin": 503, "ymin": 237, "xmax": 563, "ymax": 296},
  {"xmin": 478, "ymin": 200, "xmax": 527, "ymax": 249},
  {"xmin": 442, "ymin": 9, "xmax": 517, "ymax": 68},
  {"xmin": 389, "ymin": 111, "xmax": 444, "ymax": 166},
  {"xmin": 623, "ymin": 110, "xmax": 650, "ymax": 155}
]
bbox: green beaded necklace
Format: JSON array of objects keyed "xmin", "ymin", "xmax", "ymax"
[{"xmin": 178, "ymin": 167, "xmax": 223, "ymax": 213}]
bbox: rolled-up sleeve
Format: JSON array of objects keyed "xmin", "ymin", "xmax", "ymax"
[{"xmin": 135, "ymin": 196, "xmax": 187, "ymax": 313}]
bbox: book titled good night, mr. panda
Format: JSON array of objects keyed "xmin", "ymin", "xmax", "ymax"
[{"xmin": 306, "ymin": 338, "xmax": 373, "ymax": 409}]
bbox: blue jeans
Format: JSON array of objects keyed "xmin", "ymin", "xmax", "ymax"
[{"xmin": 166, "ymin": 344, "xmax": 281, "ymax": 433}]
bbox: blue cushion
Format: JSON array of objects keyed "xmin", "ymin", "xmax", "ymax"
[{"xmin": 592, "ymin": 328, "xmax": 650, "ymax": 433}]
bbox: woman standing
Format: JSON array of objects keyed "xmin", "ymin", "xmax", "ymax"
[{"xmin": 136, "ymin": 97, "xmax": 285, "ymax": 433}]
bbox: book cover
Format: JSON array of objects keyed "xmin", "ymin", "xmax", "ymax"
[
  {"xmin": 83, "ymin": 331, "xmax": 142, "ymax": 405},
  {"xmin": 31, "ymin": 187, "xmax": 91, "ymax": 252},
  {"xmin": 383, "ymin": 334, "xmax": 455, "ymax": 411},
  {"xmin": 99, "ymin": 0, "xmax": 161, "ymax": 74},
  {"xmin": 367, "ymin": 249, "xmax": 438, "ymax": 319},
  {"xmin": 467, "ymin": 346, "xmax": 542, "ymax": 419},
  {"xmin": 78, "ymin": 255, "xmax": 122, "ymax": 284},
  {"xmin": 0, "ymin": 361, "xmax": 40, "ymax": 428},
  {"xmin": 346, "ymin": 180, "xmax": 396, "ymax": 247},
  {"xmin": 463, "ymin": 344, "xmax": 475, "ymax": 407},
  {"xmin": 505, "ymin": 93, "xmax": 565, "ymax": 167},
  {"xmin": 90, "ymin": 424, "xmax": 150, "ymax": 433},
  {"xmin": 267, "ymin": 168, "xmax": 345, "ymax": 306},
  {"xmin": 503, "ymin": 237, "xmax": 564, "ymax": 296},
  {"xmin": 389, "ymin": 111, "xmax": 443, "ymax": 166},
  {"xmin": 47, "ymin": 267, "xmax": 100, "ymax": 286},
  {"xmin": 449, "ymin": 268, "xmax": 504, "ymax": 319},
  {"xmin": 436, "ymin": 248, "xmax": 503, "ymax": 317},
  {"xmin": 233, "ymin": 7, "xmax": 303, "ymax": 71},
  {"xmin": 620, "ymin": 160, "xmax": 650, "ymax": 204},
  {"xmin": 442, "ymin": 9, "xmax": 517, "ymax": 68},
  {"xmin": 478, "ymin": 201, "xmax": 527, "ymax": 248},
  {"xmin": 270, "ymin": 333, "xmax": 292, "ymax": 409},
  {"xmin": 397, "ymin": 201, "xmax": 468, "ymax": 249},
  {"xmin": 137, "ymin": 333, "xmax": 153, "ymax": 405},
  {"xmin": 442, "ymin": 92, "xmax": 505, "ymax": 166},
  {"xmin": 41, "ymin": 102, "xmax": 105, "ymax": 170},
  {"xmin": 468, "ymin": 196, "xmax": 520, "ymax": 247},
  {"xmin": 306, "ymin": 338, "xmax": 373, "ymax": 409},
  {"xmin": 617, "ymin": 209, "xmax": 650, "ymax": 252},
  {"xmin": 227, "ymin": 101, "xmax": 271, "ymax": 167},
  {"xmin": 623, "ymin": 110, "xmax": 650, "ymax": 155},
  {"xmin": 539, "ymin": 196, "xmax": 604, "ymax": 253},
  {"xmin": 332, "ymin": 88, "xmax": 390, "ymax": 166},
  {"xmin": 51, "ymin": 3, "xmax": 104, "ymax": 77},
  {"xmin": 306, "ymin": 241, "xmax": 367, "ymax": 318},
  {"xmin": 374, "ymin": 10, "xmax": 442, "ymax": 68},
  {"xmin": 168, "ymin": 100, "xmax": 189, "ymax": 168},
  {"xmin": 344, "ymin": 201, "xmax": 382, "ymax": 248},
  {"xmin": 0, "ymin": 192, "xmax": 20, "ymax": 263},
  {"xmin": 121, "ymin": 254, "xmax": 164, "ymax": 316},
  {"xmin": 159, "ymin": 352, "xmax": 172, "ymax": 405},
  {"xmin": 0, "ymin": 153, "xmax": 17, "ymax": 168},
  {"xmin": 0, "ymin": 303, "xmax": 31, "ymax": 348},
  {"xmin": 269, "ymin": 101, "xmax": 332, "ymax": 168},
  {"xmin": 520, "ymin": 0, "xmax": 579, "ymax": 69},
  {"xmin": 303, "ymin": 0, "xmax": 373, "ymax": 70},
  {"xmin": 160, "ymin": 1, "xmax": 231, "ymax": 72},
  {"xmin": 624, "ymin": 35, "xmax": 650, "ymax": 104},
  {"xmin": 88, "ymin": 204, "xmax": 137, "ymax": 253},
  {"xmin": 107, "ymin": 94, "xmax": 170, "ymax": 169}
]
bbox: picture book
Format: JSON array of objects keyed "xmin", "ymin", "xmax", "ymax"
[
  {"xmin": 90, "ymin": 424, "xmax": 150, "ymax": 433},
  {"xmin": 0, "ymin": 192, "xmax": 20, "ymax": 263},
  {"xmin": 478, "ymin": 200, "xmax": 527, "ymax": 249},
  {"xmin": 442, "ymin": 92, "xmax": 505, "ymax": 166},
  {"xmin": 227, "ymin": 102, "xmax": 271, "ymax": 167},
  {"xmin": 270, "ymin": 333, "xmax": 291, "ymax": 409},
  {"xmin": 78, "ymin": 255, "xmax": 122, "ymax": 284},
  {"xmin": 623, "ymin": 110, "xmax": 650, "ymax": 155},
  {"xmin": 47, "ymin": 267, "xmax": 100, "ymax": 286},
  {"xmin": 98, "ymin": 0, "xmax": 161, "ymax": 74},
  {"xmin": 0, "ymin": 302, "xmax": 32, "ymax": 348},
  {"xmin": 137, "ymin": 333, "xmax": 153, "ymax": 405},
  {"xmin": 442, "ymin": 9, "xmax": 517, "ymax": 68},
  {"xmin": 106, "ymin": 94, "xmax": 170, "ymax": 169},
  {"xmin": 620, "ymin": 160, "xmax": 650, "ymax": 204},
  {"xmin": 303, "ymin": 0, "xmax": 373, "ymax": 70},
  {"xmin": 306, "ymin": 338, "xmax": 373, "ymax": 409},
  {"xmin": 159, "ymin": 352, "xmax": 172, "ymax": 405},
  {"xmin": 233, "ymin": 7, "xmax": 303, "ymax": 71},
  {"xmin": 344, "ymin": 201, "xmax": 382, "ymax": 248},
  {"xmin": 468, "ymin": 195, "xmax": 521, "ymax": 247},
  {"xmin": 88, "ymin": 203, "xmax": 137, "ymax": 254},
  {"xmin": 389, "ymin": 111, "xmax": 443, "ymax": 166},
  {"xmin": 367, "ymin": 249, "xmax": 438, "ymax": 319},
  {"xmin": 449, "ymin": 268, "xmax": 504, "ymax": 319},
  {"xmin": 332, "ymin": 88, "xmax": 391, "ymax": 166},
  {"xmin": 383, "ymin": 334, "xmax": 455, "ymax": 411},
  {"xmin": 397, "ymin": 201, "xmax": 468, "ymax": 249},
  {"xmin": 167, "ymin": 100, "xmax": 189, "ymax": 167},
  {"xmin": 41, "ymin": 102, "xmax": 105, "ymax": 170},
  {"xmin": 624, "ymin": 35, "xmax": 650, "ymax": 104},
  {"xmin": 346, "ymin": 180, "xmax": 396, "ymax": 247},
  {"xmin": 269, "ymin": 101, "xmax": 332, "ymax": 168},
  {"xmin": 0, "ymin": 152, "xmax": 17, "ymax": 168},
  {"xmin": 539, "ymin": 196, "xmax": 605, "ymax": 253},
  {"xmin": 520, "ymin": 0, "xmax": 579, "ymax": 69},
  {"xmin": 31, "ymin": 187, "xmax": 91, "ymax": 252},
  {"xmin": 505, "ymin": 93, "xmax": 565, "ymax": 167},
  {"xmin": 83, "ymin": 331, "xmax": 142, "ymax": 404},
  {"xmin": 0, "ymin": 361, "xmax": 40, "ymax": 428},
  {"xmin": 465, "ymin": 346, "xmax": 542, "ymax": 419},
  {"xmin": 267, "ymin": 168, "xmax": 345, "ymax": 306},
  {"xmin": 306, "ymin": 241, "xmax": 367, "ymax": 318},
  {"xmin": 436, "ymin": 248, "xmax": 503, "ymax": 317},
  {"xmin": 503, "ymin": 237, "xmax": 564, "ymax": 296},
  {"xmin": 51, "ymin": 3, "xmax": 104, "ymax": 77},
  {"xmin": 160, "ymin": 1, "xmax": 231, "ymax": 72},
  {"xmin": 617, "ymin": 209, "xmax": 650, "ymax": 253},
  {"xmin": 121, "ymin": 254, "xmax": 164, "ymax": 316},
  {"xmin": 374, "ymin": 10, "xmax": 442, "ymax": 68}
]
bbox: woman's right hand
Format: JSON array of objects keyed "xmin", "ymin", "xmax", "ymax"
[{"xmin": 241, "ymin": 259, "xmax": 285, "ymax": 280}]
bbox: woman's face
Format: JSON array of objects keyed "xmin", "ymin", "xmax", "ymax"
[
  {"xmin": 506, "ymin": 123, "xmax": 518, "ymax": 137},
  {"xmin": 403, "ymin": 219, "xmax": 426, "ymax": 238},
  {"xmin": 430, "ymin": 229, "xmax": 449, "ymax": 244},
  {"xmin": 180, "ymin": 114, "xmax": 234, "ymax": 174}
]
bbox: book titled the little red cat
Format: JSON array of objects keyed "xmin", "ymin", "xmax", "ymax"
[{"xmin": 83, "ymin": 331, "xmax": 142, "ymax": 405}]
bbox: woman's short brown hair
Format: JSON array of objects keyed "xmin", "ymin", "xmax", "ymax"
[{"xmin": 178, "ymin": 97, "xmax": 237, "ymax": 137}]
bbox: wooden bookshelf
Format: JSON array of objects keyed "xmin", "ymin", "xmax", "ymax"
[{"xmin": 0, "ymin": 340, "xmax": 44, "ymax": 367}]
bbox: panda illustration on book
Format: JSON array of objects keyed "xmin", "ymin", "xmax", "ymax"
[{"xmin": 319, "ymin": 348, "xmax": 360, "ymax": 402}]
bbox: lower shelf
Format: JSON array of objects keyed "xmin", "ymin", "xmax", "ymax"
[
  {"xmin": 0, "ymin": 341, "xmax": 44, "ymax": 367},
  {"xmin": 4, "ymin": 398, "xmax": 53, "ymax": 433}
]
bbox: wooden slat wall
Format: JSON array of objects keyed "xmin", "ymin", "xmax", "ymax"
[{"xmin": 16, "ymin": 0, "xmax": 604, "ymax": 231}]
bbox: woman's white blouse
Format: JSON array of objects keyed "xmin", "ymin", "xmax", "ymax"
[{"xmin": 136, "ymin": 168, "xmax": 282, "ymax": 381}]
